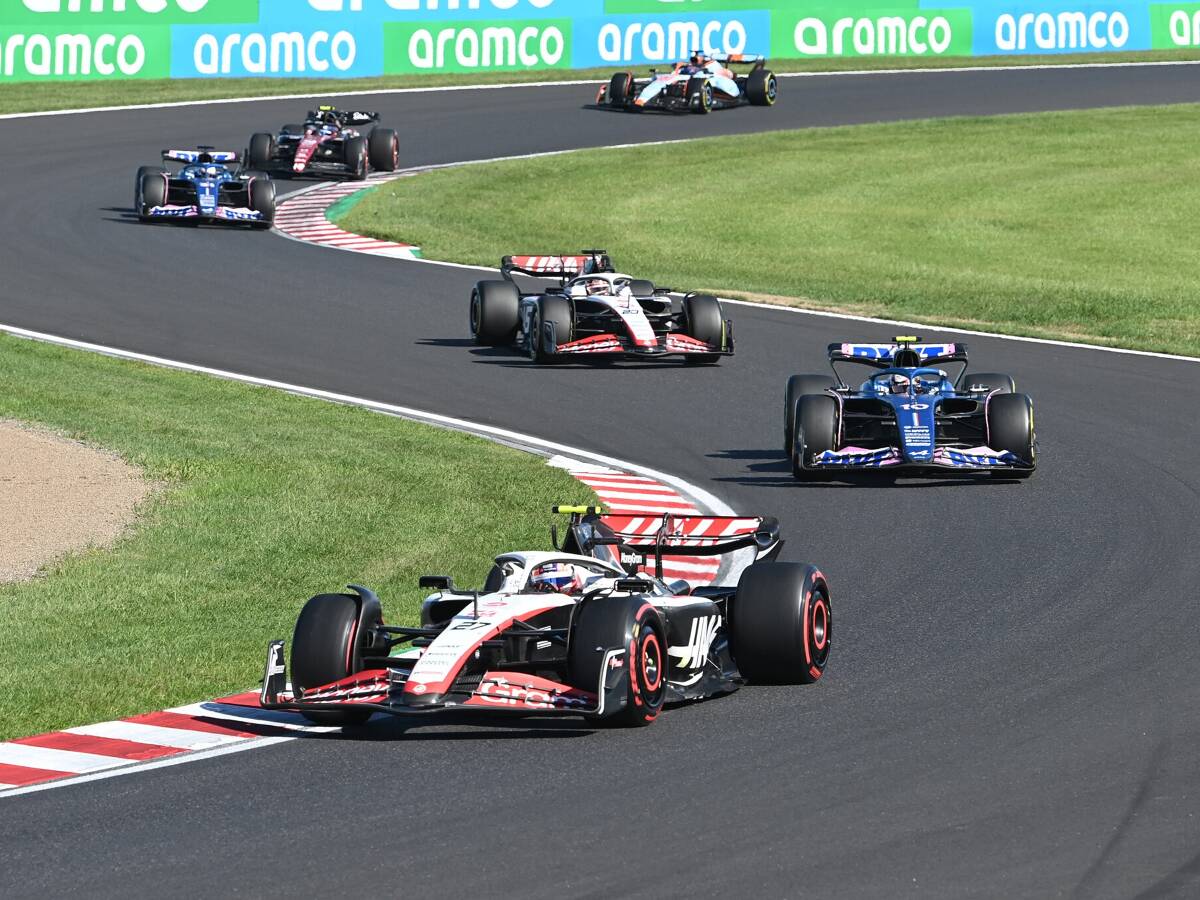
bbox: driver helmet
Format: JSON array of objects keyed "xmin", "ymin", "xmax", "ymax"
[
  {"xmin": 584, "ymin": 278, "xmax": 610, "ymax": 296},
  {"xmin": 889, "ymin": 374, "xmax": 911, "ymax": 395},
  {"xmin": 323, "ymin": 110, "xmax": 339, "ymax": 126},
  {"xmin": 204, "ymin": 164, "xmax": 222, "ymax": 177},
  {"xmin": 530, "ymin": 563, "xmax": 584, "ymax": 596},
  {"xmin": 689, "ymin": 50, "xmax": 708, "ymax": 66}
]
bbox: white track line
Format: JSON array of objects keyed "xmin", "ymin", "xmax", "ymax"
[{"xmin": 3, "ymin": 59, "xmax": 1199, "ymax": 120}]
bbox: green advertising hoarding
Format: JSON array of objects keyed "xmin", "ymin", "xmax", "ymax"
[
  {"xmin": 0, "ymin": 25, "xmax": 170, "ymax": 79},
  {"xmin": 1150, "ymin": 2, "xmax": 1200, "ymax": 46},
  {"xmin": 771, "ymin": 8, "xmax": 972, "ymax": 57},
  {"xmin": 384, "ymin": 19, "xmax": 573, "ymax": 75},
  {"xmin": 605, "ymin": 0, "xmax": 798, "ymax": 10}
]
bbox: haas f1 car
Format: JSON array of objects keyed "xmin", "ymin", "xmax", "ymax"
[
  {"xmin": 247, "ymin": 105, "xmax": 399, "ymax": 180},
  {"xmin": 134, "ymin": 148, "xmax": 274, "ymax": 228},
  {"xmin": 785, "ymin": 336, "xmax": 1036, "ymax": 479},
  {"xmin": 469, "ymin": 251, "xmax": 733, "ymax": 364},
  {"xmin": 261, "ymin": 507, "xmax": 831, "ymax": 728},
  {"xmin": 598, "ymin": 52, "xmax": 777, "ymax": 114}
]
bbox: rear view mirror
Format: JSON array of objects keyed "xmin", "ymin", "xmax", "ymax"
[{"xmin": 419, "ymin": 575, "xmax": 455, "ymax": 591}]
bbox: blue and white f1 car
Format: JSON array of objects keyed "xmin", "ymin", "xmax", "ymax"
[
  {"xmin": 598, "ymin": 53, "xmax": 777, "ymax": 114},
  {"xmin": 134, "ymin": 148, "xmax": 275, "ymax": 228},
  {"xmin": 784, "ymin": 336, "xmax": 1036, "ymax": 479}
]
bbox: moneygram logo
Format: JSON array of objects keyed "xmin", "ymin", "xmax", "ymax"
[{"xmin": 385, "ymin": 19, "xmax": 571, "ymax": 72}]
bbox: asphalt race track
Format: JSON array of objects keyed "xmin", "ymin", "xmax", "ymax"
[{"xmin": 2, "ymin": 65, "xmax": 1200, "ymax": 898}]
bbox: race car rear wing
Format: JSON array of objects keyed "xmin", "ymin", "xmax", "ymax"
[
  {"xmin": 162, "ymin": 149, "xmax": 239, "ymax": 164},
  {"xmin": 828, "ymin": 337, "xmax": 968, "ymax": 368},
  {"xmin": 311, "ymin": 105, "xmax": 380, "ymax": 124},
  {"xmin": 553, "ymin": 506, "xmax": 782, "ymax": 580},
  {"xmin": 501, "ymin": 250, "xmax": 615, "ymax": 283}
]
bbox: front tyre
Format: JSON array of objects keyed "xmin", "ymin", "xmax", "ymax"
[
  {"xmin": 569, "ymin": 595, "xmax": 668, "ymax": 726},
  {"xmin": 682, "ymin": 293, "xmax": 724, "ymax": 365},
  {"xmin": 687, "ymin": 77, "xmax": 713, "ymax": 114},
  {"xmin": 792, "ymin": 394, "xmax": 838, "ymax": 481},
  {"xmin": 987, "ymin": 392, "xmax": 1036, "ymax": 477},
  {"xmin": 344, "ymin": 135, "xmax": 368, "ymax": 181},
  {"xmin": 608, "ymin": 72, "xmax": 634, "ymax": 108},
  {"xmin": 135, "ymin": 166, "xmax": 167, "ymax": 221},
  {"xmin": 784, "ymin": 374, "xmax": 836, "ymax": 458},
  {"xmin": 290, "ymin": 592, "xmax": 383, "ymax": 726},
  {"xmin": 530, "ymin": 294, "xmax": 573, "ymax": 364},
  {"xmin": 247, "ymin": 175, "xmax": 275, "ymax": 229},
  {"xmin": 746, "ymin": 68, "xmax": 778, "ymax": 107},
  {"xmin": 730, "ymin": 562, "xmax": 830, "ymax": 684},
  {"xmin": 368, "ymin": 127, "xmax": 399, "ymax": 172}
]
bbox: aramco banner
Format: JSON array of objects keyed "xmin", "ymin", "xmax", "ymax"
[{"xmin": 0, "ymin": 0, "xmax": 1184, "ymax": 82}]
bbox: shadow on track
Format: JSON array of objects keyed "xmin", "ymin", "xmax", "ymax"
[{"xmin": 708, "ymin": 448, "xmax": 1027, "ymax": 488}]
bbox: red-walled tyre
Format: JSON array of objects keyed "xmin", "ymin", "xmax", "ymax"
[
  {"xmin": 570, "ymin": 595, "xmax": 668, "ymax": 726},
  {"xmin": 730, "ymin": 562, "xmax": 831, "ymax": 684}
]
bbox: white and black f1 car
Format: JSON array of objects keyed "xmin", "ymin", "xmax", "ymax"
[
  {"xmin": 261, "ymin": 507, "xmax": 831, "ymax": 727},
  {"xmin": 469, "ymin": 251, "xmax": 733, "ymax": 364},
  {"xmin": 134, "ymin": 148, "xmax": 274, "ymax": 228},
  {"xmin": 785, "ymin": 336, "xmax": 1037, "ymax": 479},
  {"xmin": 597, "ymin": 52, "xmax": 777, "ymax": 114},
  {"xmin": 247, "ymin": 105, "xmax": 399, "ymax": 180}
]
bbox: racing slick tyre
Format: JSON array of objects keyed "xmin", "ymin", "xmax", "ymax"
[
  {"xmin": 470, "ymin": 280, "xmax": 520, "ymax": 346},
  {"xmin": 746, "ymin": 68, "xmax": 779, "ymax": 107},
  {"xmin": 246, "ymin": 173, "xmax": 275, "ymax": 229},
  {"xmin": 682, "ymin": 293, "xmax": 724, "ymax": 365},
  {"xmin": 986, "ymin": 392, "xmax": 1036, "ymax": 478},
  {"xmin": 784, "ymin": 374, "xmax": 836, "ymax": 458},
  {"xmin": 608, "ymin": 72, "xmax": 635, "ymax": 108},
  {"xmin": 135, "ymin": 166, "xmax": 167, "ymax": 221},
  {"xmin": 792, "ymin": 394, "xmax": 838, "ymax": 481},
  {"xmin": 569, "ymin": 595, "xmax": 668, "ymax": 727},
  {"xmin": 961, "ymin": 372, "xmax": 1016, "ymax": 394},
  {"xmin": 686, "ymin": 77, "xmax": 714, "ymax": 114},
  {"xmin": 368, "ymin": 127, "xmax": 399, "ymax": 172},
  {"xmin": 344, "ymin": 135, "xmax": 369, "ymax": 181},
  {"xmin": 291, "ymin": 592, "xmax": 383, "ymax": 726},
  {"xmin": 248, "ymin": 132, "xmax": 275, "ymax": 170},
  {"xmin": 531, "ymin": 294, "xmax": 574, "ymax": 364},
  {"xmin": 730, "ymin": 562, "xmax": 830, "ymax": 684}
]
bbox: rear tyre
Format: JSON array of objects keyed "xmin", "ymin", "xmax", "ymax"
[
  {"xmin": 470, "ymin": 280, "xmax": 520, "ymax": 346},
  {"xmin": 247, "ymin": 176, "xmax": 275, "ymax": 229},
  {"xmin": 248, "ymin": 132, "xmax": 275, "ymax": 170},
  {"xmin": 682, "ymin": 293, "xmax": 724, "ymax": 365},
  {"xmin": 987, "ymin": 392, "xmax": 1035, "ymax": 477},
  {"xmin": 746, "ymin": 68, "xmax": 778, "ymax": 107},
  {"xmin": 687, "ymin": 77, "xmax": 713, "ymax": 114},
  {"xmin": 531, "ymin": 294, "xmax": 574, "ymax": 364},
  {"xmin": 344, "ymin": 135, "xmax": 368, "ymax": 181},
  {"xmin": 960, "ymin": 372, "xmax": 1015, "ymax": 395},
  {"xmin": 291, "ymin": 593, "xmax": 382, "ymax": 726},
  {"xmin": 368, "ymin": 127, "xmax": 399, "ymax": 172},
  {"xmin": 784, "ymin": 374, "xmax": 836, "ymax": 458},
  {"xmin": 135, "ymin": 166, "xmax": 167, "ymax": 221},
  {"xmin": 792, "ymin": 394, "xmax": 838, "ymax": 481},
  {"xmin": 730, "ymin": 562, "xmax": 830, "ymax": 684},
  {"xmin": 608, "ymin": 72, "xmax": 634, "ymax": 108},
  {"xmin": 569, "ymin": 595, "xmax": 667, "ymax": 727}
]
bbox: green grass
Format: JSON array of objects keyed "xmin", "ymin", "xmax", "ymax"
[
  {"xmin": 3, "ymin": 50, "xmax": 1199, "ymax": 114},
  {"xmin": 339, "ymin": 103, "xmax": 1200, "ymax": 357},
  {"xmin": 0, "ymin": 334, "xmax": 593, "ymax": 740}
]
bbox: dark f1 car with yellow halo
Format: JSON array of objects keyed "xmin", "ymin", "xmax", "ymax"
[{"xmin": 261, "ymin": 507, "xmax": 831, "ymax": 728}]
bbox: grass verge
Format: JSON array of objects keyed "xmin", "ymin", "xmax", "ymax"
[
  {"xmin": 339, "ymin": 103, "xmax": 1200, "ymax": 358},
  {"xmin": 3, "ymin": 50, "xmax": 1199, "ymax": 115},
  {"xmin": 0, "ymin": 334, "xmax": 593, "ymax": 740}
]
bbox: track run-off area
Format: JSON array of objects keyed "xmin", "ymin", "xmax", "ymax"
[{"xmin": 2, "ymin": 65, "xmax": 1200, "ymax": 898}]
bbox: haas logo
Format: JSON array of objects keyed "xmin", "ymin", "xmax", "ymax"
[{"xmin": 669, "ymin": 615, "xmax": 721, "ymax": 670}]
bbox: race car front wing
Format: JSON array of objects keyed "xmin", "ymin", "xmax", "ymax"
[{"xmin": 811, "ymin": 444, "xmax": 1032, "ymax": 471}]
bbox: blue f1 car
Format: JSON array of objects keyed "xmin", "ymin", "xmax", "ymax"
[
  {"xmin": 784, "ymin": 336, "xmax": 1036, "ymax": 479},
  {"xmin": 134, "ymin": 148, "xmax": 275, "ymax": 228}
]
